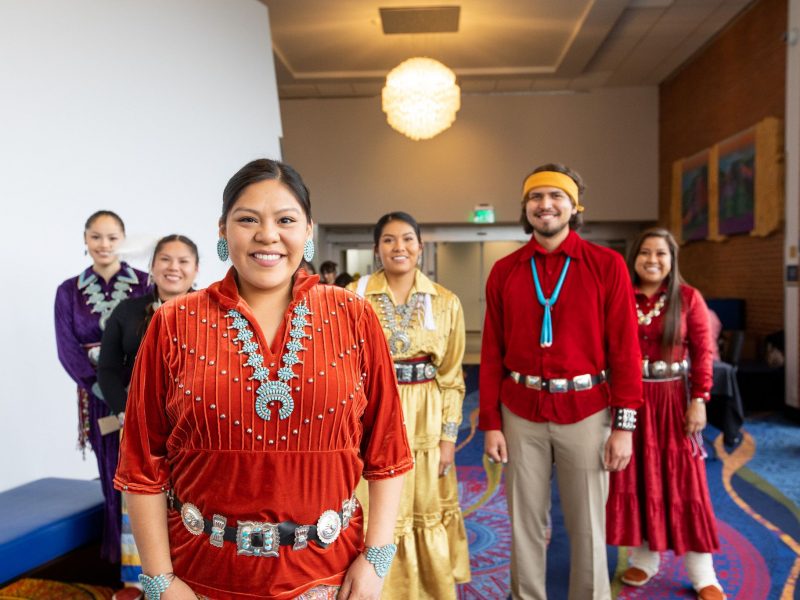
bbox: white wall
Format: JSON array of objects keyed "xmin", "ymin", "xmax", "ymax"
[
  {"xmin": 280, "ymin": 87, "xmax": 659, "ymax": 225},
  {"xmin": 0, "ymin": 0, "xmax": 282, "ymax": 491}
]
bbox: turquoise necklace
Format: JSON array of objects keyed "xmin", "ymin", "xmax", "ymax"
[
  {"xmin": 530, "ymin": 256, "xmax": 571, "ymax": 348},
  {"xmin": 225, "ymin": 301, "xmax": 312, "ymax": 421}
]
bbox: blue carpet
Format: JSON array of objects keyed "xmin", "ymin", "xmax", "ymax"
[{"xmin": 454, "ymin": 367, "xmax": 800, "ymax": 599}]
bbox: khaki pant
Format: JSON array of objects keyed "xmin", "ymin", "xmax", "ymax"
[{"xmin": 502, "ymin": 405, "xmax": 611, "ymax": 600}]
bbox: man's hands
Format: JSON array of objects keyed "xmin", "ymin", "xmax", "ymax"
[
  {"xmin": 484, "ymin": 430, "xmax": 508, "ymax": 464},
  {"xmin": 604, "ymin": 430, "xmax": 632, "ymax": 471}
]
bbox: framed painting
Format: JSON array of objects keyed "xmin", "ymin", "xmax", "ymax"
[
  {"xmin": 717, "ymin": 128, "xmax": 755, "ymax": 236},
  {"xmin": 680, "ymin": 149, "xmax": 710, "ymax": 242}
]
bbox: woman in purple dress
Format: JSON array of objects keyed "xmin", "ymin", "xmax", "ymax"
[{"xmin": 54, "ymin": 210, "xmax": 150, "ymax": 562}]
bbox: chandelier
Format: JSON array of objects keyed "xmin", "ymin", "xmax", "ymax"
[{"xmin": 382, "ymin": 57, "xmax": 461, "ymax": 141}]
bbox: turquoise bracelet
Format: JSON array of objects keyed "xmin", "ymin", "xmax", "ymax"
[
  {"xmin": 138, "ymin": 573, "xmax": 174, "ymax": 600},
  {"xmin": 364, "ymin": 543, "xmax": 397, "ymax": 578}
]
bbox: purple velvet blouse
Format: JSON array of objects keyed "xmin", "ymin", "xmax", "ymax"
[{"xmin": 55, "ymin": 262, "xmax": 150, "ymax": 391}]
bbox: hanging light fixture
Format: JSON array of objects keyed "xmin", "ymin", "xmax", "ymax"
[{"xmin": 382, "ymin": 57, "xmax": 461, "ymax": 141}]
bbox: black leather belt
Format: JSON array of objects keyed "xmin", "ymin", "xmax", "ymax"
[
  {"xmin": 169, "ymin": 491, "xmax": 357, "ymax": 556},
  {"xmin": 394, "ymin": 357, "xmax": 436, "ymax": 384}
]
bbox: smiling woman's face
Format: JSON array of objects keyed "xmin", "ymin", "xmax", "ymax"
[
  {"xmin": 220, "ymin": 178, "xmax": 311, "ymax": 298},
  {"xmin": 84, "ymin": 215, "xmax": 124, "ymax": 268},
  {"xmin": 376, "ymin": 219, "xmax": 421, "ymax": 277}
]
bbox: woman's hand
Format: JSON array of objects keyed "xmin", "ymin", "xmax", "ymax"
[
  {"xmin": 685, "ymin": 401, "xmax": 707, "ymax": 435},
  {"xmin": 439, "ymin": 440, "xmax": 455, "ymax": 477},
  {"xmin": 161, "ymin": 576, "xmax": 197, "ymax": 599},
  {"xmin": 338, "ymin": 553, "xmax": 385, "ymax": 600}
]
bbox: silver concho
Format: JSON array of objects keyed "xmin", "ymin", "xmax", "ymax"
[
  {"xmin": 423, "ymin": 363, "xmax": 437, "ymax": 380},
  {"xmin": 388, "ymin": 332, "xmax": 411, "ymax": 355},
  {"xmin": 316, "ymin": 510, "xmax": 342, "ymax": 545},
  {"xmin": 651, "ymin": 360, "xmax": 668, "ymax": 377},
  {"xmin": 255, "ymin": 380, "xmax": 295, "ymax": 421},
  {"xmin": 181, "ymin": 502, "xmax": 204, "ymax": 536}
]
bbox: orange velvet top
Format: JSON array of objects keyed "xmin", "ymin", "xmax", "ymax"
[{"xmin": 114, "ymin": 269, "xmax": 413, "ymax": 600}]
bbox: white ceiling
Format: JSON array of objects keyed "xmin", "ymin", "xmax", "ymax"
[{"xmin": 261, "ymin": 0, "xmax": 753, "ymax": 99}]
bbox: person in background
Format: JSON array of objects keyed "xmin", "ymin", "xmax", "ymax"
[
  {"xmin": 320, "ymin": 260, "xmax": 338, "ymax": 284},
  {"xmin": 115, "ymin": 159, "xmax": 411, "ymax": 600},
  {"xmin": 348, "ymin": 211, "xmax": 470, "ymax": 600},
  {"xmin": 98, "ymin": 234, "xmax": 199, "ymax": 598},
  {"xmin": 607, "ymin": 227, "xmax": 726, "ymax": 600},
  {"xmin": 335, "ymin": 272, "xmax": 354, "ymax": 288},
  {"xmin": 55, "ymin": 210, "xmax": 150, "ymax": 564},
  {"xmin": 480, "ymin": 164, "xmax": 642, "ymax": 600}
]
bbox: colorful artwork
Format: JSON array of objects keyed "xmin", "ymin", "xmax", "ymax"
[
  {"xmin": 718, "ymin": 129, "xmax": 755, "ymax": 236},
  {"xmin": 681, "ymin": 150, "xmax": 709, "ymax": 242}
]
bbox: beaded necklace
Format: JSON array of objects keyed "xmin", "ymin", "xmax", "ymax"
[
  {"xmin": 637, "ymin": 293, "xmax": 667, "ymax": 325},
  {"xmin": 530, "ymin": 257, "xmax": 571, "ymax": 348},
  {"xmin": 225, "ymin": 301, "xmax": 312, "ymax": 421},
  {"xmin": 378, "ymin": 292, "xmax": 423, "ymax": 355},
  {"xmin": 78, "ymin": 265, "xmax": 140, "ymax": 330}
]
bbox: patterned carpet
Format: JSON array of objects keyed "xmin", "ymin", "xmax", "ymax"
[
  {"xmin": 454, "ymin": 376, "xmax": 800, "ymax": 599},
  {"xmin": 0, "ymin": 579, "xmax": 114, "ymax": 599}
]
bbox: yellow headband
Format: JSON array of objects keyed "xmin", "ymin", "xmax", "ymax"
[{"xmin": 522, "ymin": 171, "xmax": 584, "ymax": 212}]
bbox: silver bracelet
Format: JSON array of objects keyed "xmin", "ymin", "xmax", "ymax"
[
  {"xmin": 138, "ymin": 573, "xmax": 175, "ymax": 600},
  {"xmin": 442, "ymin": 421, "xmax": 459, "ymax": 438},
  {"xmin": 364, "ymin": 543, "xmax": 397, "ymax": 578},
  {"xmin": 613, "ymin": 408, "xmax": 637, "ymax": 431}
]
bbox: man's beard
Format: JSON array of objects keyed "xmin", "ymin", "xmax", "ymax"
[{"xmin": 532, "ymin": 220, "xmax": 569, "ymax": 238}]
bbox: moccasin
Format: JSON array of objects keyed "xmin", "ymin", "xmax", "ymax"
[
  {"xmin": 620, "ymin": 567, "xmax": 653, "ymax": 587},
  {"xmin": 697, "ymin": 585, "xmax": 726, "ymax": 600}
]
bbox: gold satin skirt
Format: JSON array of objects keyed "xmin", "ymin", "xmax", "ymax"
[{"xmin": 357, "ymin": 380, "xmax": 470, "ymax": 600}]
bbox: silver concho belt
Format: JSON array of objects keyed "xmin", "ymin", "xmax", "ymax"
[
  {"xmin": 394, "ymin": 357, "xmax": 437, "ymax": 384},
  {"xmin": 169, "ymin": 491, "xmax": 358, "ymax": 558},
  {"xmin": 642, "ymin": 359, "xmax": 688, "ymax": 380},
  {"xmin": 509, "ymin": 370, "xmax": 606, "ymax": 393}
]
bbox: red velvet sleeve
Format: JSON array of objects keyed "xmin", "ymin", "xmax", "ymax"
[
  {"xmin": 357, "ymin": 301, "xmax": 413, "ymax": 480},
  {"xmin": 114, "ymin": 307, "xmax": 173, "ymax": 494},
  {"xmin": 478, "ymin": 261, "xmax": 507, "ymax": 431},
  {"xmin": 603, "ymin": 253, "xmax": 643, "ymax": 410},
  {"xmin": 684, "ymin": 286, "xmax": 714, "ymax": 401}
]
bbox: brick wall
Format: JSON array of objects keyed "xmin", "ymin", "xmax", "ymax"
[{"xmin": 659, "ymin": 0, "xmax": 787, "ymax": 358}]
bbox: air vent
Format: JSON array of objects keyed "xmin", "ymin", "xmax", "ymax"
[{"xmin": 379, "ymin": 6, "xmax": 460, "ymax": 34}]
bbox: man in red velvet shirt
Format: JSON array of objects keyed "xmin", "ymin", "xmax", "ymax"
[{"xmin": 480, "ymin": 163, "xmax": 643, "ymax": 600}]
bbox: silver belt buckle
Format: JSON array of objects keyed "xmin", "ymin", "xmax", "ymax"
[
  {"xmin": 236, "ymin": 521, "xmax": 280, "ymax": 557},
  {"xmin": 548, "ymin": 378, "xmax": 569, "ymax": 393},
  {"xmin": 524, "ymin": 375, "xmax": 542, "ymax": 390},
  {"xmin": 510, "ymin": 371, "xmax": 521, "ymax": 384},
  {"xmin": 572, "ymin": 373, "xmax": 593, "ymax": 391}
]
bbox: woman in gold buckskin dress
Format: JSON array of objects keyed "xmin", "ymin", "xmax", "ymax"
[{"xmin": 349, "ymin": 211, "xmax": 471, "ymax": 600}]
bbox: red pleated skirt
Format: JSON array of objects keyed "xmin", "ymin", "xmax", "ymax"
[{"xmin": 606, "ymin": 379, "xmax": 720, "ymax": 554}]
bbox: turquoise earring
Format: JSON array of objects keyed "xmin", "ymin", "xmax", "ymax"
[
  {"xmin": 303, "ymin": 239, "xmax": 315, "ymax": 262},
  {"xmin": 217, "ymin": 238, "xmax": 229, "ymax": 262}
]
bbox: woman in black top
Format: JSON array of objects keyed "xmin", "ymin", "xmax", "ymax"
[
  {"xmin": 98, "ymin": 234, "xmax": 199, "ymax": 594},
  {"xmin": 99, "ymin": 234, "xmax": 199, "ymax": 415}
]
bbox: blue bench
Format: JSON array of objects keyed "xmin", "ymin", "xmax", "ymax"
[{"xmin": 0, "ymin": 478, "xmax": 104, "ymax": 584}]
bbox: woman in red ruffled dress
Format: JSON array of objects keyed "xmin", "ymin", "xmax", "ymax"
[{"xmin": 607, "ymin": 228, "xmax": 726, "ymax": 600}]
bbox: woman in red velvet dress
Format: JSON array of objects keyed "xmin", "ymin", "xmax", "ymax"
[
  {"xmin": 115, "ymin": 159, "xmax": 412, "ymax": 600},
  {"xmin": 607, "ymin": 228, "xmax": 726, "ymax": 600}
]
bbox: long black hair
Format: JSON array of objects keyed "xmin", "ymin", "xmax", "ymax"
[{"xmin": 627, "ymin": 227, "xmax": 684, "ymax": 360}]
